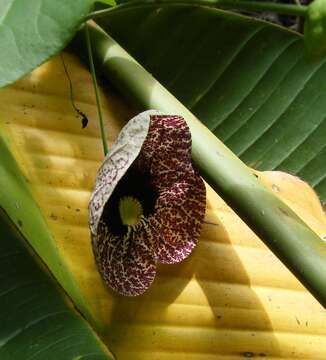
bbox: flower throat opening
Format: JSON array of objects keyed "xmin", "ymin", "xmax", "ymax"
[{"xmin": 102, "ymin": 163, "xmax": 158, "ymax": 236}]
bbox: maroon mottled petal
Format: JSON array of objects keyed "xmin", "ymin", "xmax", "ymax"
[
  {"xmin": 152, "ymin": 174, "xmax": 206, "ymax": 264},
  {"xmin": 137, "ymin": 115, "xmax": 194, "ymax": 191},
  {"xmin": 92, "ymin": 219, "xmax": 157, "ymax": 296},
  {"xmin": 138, "ymin": 115, "xmax": 206, "ymax": 263}
]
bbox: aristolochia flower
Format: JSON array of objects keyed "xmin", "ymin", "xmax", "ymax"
[{"xmin": 89, "ymin": 110, "xmax": 206, "ymax": 296}]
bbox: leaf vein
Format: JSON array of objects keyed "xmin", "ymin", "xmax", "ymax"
[
  {"xmin": 213, "ymin": 37, "xmax": 298, "ymax": 136},
  {"xmin": 236, "ymin": 60, "xmax": 326, "ymax": 157},
  {"xmin": 190, "ymin": 24, "xmax": 266, "ymax": 110}
]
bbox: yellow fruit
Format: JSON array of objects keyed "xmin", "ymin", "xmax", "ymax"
[{"xmin": 0, "ymin": 53, "xmax": 325, "ymax": 359}]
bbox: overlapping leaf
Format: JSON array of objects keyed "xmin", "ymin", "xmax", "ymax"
[
  {"xmin": 0, "ymin": 0, "xmax": 93, "ymax": 87},
  {"xmin": 1, "ymin": 43, "xmax": 326, "ymax": 360},
  {"xmin": 0, "ymin": 209, "xmax": 112, "ymax": 360},
  {"xmin": 98, "ymin": 4, "xmax": 326, "ymax": 204},
  {"xmin": 1, "ymin": 3, "xmax": 326, "ymax": 359}
]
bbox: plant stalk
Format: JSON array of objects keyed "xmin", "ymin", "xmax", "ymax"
[
  {"xmin": 85, "ymin": 0, "xmax": 307, "ymax": 21},
  {"xmin": 72, "ymin": 22, "xmax": 326, "ymax": 308},
  {"xmin": 85, "ymin": 24, "xmax": 109, "ymax": 156}
]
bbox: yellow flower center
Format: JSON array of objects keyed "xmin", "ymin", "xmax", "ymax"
[{"xmin": 119, "ymin": 196, "xmax": 143, "ymax": 226}]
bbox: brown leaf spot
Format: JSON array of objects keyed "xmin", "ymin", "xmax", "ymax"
[
  {"xmin": 50, "ymin": 213, "xmax": 58, "ymax": 220},
  {"xmin": 278, "ymin": 207, "xmax": 289, "ymax": 217}
]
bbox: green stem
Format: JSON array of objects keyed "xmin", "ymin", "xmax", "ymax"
[
  {"xmin": 85, "ymin": 24, "xmax": 109, "ymax": 156},
  {"xmin": 72, "ymin": 23, "xmax": 326, "ymax": 308},
  {"xmin": 85, "ymin": 0, "xmax": 307, "ymax": 20}
]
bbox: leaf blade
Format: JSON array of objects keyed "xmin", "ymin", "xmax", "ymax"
[
  {"xmin": 0, "ymin": 0, "xmax": 93, "ymax": 88},
  {"xmin": 2, "ymin": 40, "xmax": 326, "ymax": 358},
  {"xmin": 96, "ymin": 4, "xmax": 326, "ymax": 204},
  {"xmin": 72, "ymin": 20, "xmax": 326, "ymax": 307},
  {"xmin": 0, "ymin": 208, "xmax": 113, "ymax": 360}
]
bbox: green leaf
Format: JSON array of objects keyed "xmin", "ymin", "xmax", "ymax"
[
  {"xmin": 0, "ymin": 122, "xmax": 98, "ymax": 329},
  {"xmin": 96, "ymin": 4, "xmax": 326, "ymax": 205},
  {"xmin": 0, "ymin": 0, "xmax": 93, "ymax": 88},
  {"xmin": 305, "ymin": 0, "xmax": 326, "ymax": 58},
  {"xmin": 72, "ymin": 20, "xmax": 326, "ymax": 306},
  {"xmin": 0, "ymin": 208, "xmax": 113, "ymax": 360}
]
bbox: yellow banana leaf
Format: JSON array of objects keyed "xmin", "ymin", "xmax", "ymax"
[{"xmin": 0, "ymin": 52, "xmax": 326, "ymax": 359}]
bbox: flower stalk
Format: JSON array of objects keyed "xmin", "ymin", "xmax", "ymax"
[
  {"xmin": 72, "ymin": 22, "xmax": 326, "ymax": 307},
  {"xmin": 85, "ymin": 24, "xmax": 108, "ymax": 156}
]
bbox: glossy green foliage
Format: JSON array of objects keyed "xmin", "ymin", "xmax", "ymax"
[
  {"xmin": 98, "ymin": 4, "xmax": 326, "ymax": 204},
  {"xmin": 0, "ymin": 133, "xmax": 93, "ymax": 326},
  {"xmin": 0, "ymin": 0, "xmax": 93, "ymax": 88},
  {"xmin": 0, "ymin": 209, "xmax": 112, "ymax": 360}
]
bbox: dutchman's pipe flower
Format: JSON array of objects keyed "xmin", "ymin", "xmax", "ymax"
[{"xmin": 89, "ymin": 110, "xmax": 206, "ymax": 296}]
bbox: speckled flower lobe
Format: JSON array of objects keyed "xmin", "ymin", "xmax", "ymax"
[{"xmin": 89, "ymin": 110, "xmax": 206, "ymax": 296}]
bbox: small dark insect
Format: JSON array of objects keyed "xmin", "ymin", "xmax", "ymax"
[{"xmin": 76, "ymin": 108, "xmax": 88, "ymax": 129}]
